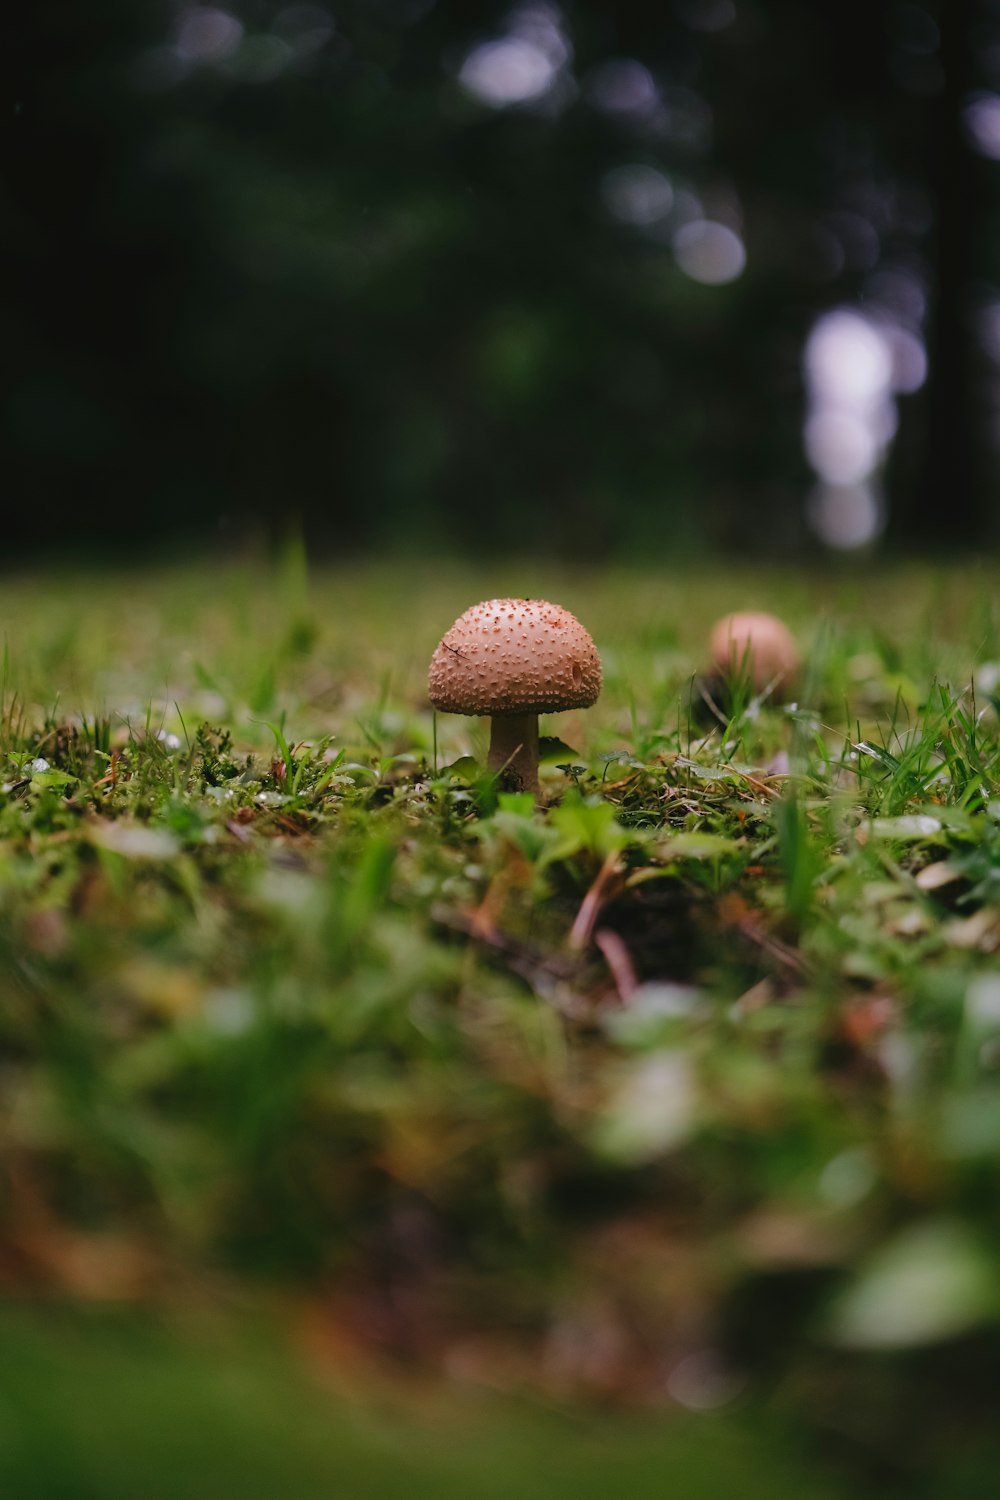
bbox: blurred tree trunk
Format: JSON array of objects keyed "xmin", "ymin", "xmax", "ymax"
[{"xmin": 894, "ymin": 0, "xmax": 982, "ymax": 547}]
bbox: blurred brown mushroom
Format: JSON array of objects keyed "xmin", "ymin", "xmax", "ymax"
[
  {"xmin": 428, "ymin": 598, "xmax": 602, "ymax": 794},
  {"xmin": 708, "ymin": 611, "xmax": 800, "ymax": 699}
]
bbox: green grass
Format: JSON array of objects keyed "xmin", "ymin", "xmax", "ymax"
[
  {"xmin": 3, "ymin": 551, "xmax": 1000, "ymax": 1496},
  {"xmin": 0, "ymin": 1303, "xmax": 865, "ymax": 1500}
]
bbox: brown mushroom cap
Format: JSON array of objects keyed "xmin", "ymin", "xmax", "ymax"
[
  {"xmin": 709, "ymin": 611, "xmax": 799, "ymax": 691},
  {"xmin": 428, "ymin": 598, "xmax": 602, "ymax": 716}
]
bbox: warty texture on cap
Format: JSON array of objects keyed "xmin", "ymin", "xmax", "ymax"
[{"xmin": 428, "ymin": 599, "xmax": 602, "ymax": 716}]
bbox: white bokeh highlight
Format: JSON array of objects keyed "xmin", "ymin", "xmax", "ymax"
[
  {"xmin": 803, "ymin": 306, "xmax": 926, "ymax": 549},
  {"xmin": 964, "ymin": 92, "xmax": 1000, "ymax": 159},
  {"xmin": 458, "ymin": 5, "xmax": 571, "ymax": 110},
  {"xmin": 673, "ymin": 219, "xmax": 745, "ymax": 285}
]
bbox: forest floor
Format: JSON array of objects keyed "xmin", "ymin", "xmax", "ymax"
[{"xmin": 2, "ymin": 552, "xmax": 1000, "ymax": 1498}]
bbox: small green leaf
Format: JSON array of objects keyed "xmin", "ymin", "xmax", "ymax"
[
  {"xmin": 657, "ymin": 831, "xmax": 743, "ymax": 861},
  {"xmin": 440, "ymin": 755, "xmax": 479, "ymax": 779},
  {"xmin": 487, "ymin": 804, "xmax": 558, "ymax": 861},
  {"xmin": 29, "ymin": 769, "xmax": 77, "ymax": 789},
  {"xmin": 776, "ymin": 791, "xmax": 823, "ymax": 923},
  {"xmin": 249, "ymin": 663, "xmax": 277, "ymax": 715},
  {"xmin": 854, "ymin": 741, "xmax": 900, "ymax": 770},
  {"xmin": 864, "ymin": 814, "xmax": 944, "ymax": 840},
  {"xmin": 497, "ymin": 791, "xmax": 536, "ymax": 817},
  {"xmin": 547, "ymin": 795, "xmax": 627, "ymax": 861},
  {"xmin": 538, "ymin": 736, "xmax": 579, "ymax": 763}
]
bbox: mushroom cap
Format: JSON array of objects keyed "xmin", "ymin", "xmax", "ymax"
[
  {"xmin": 709, "ymin": 611, "xmax": 799, "ymax": 691},
  {"xmin": 428, "ymin": 598, "xmax": 602, "ymax": 716}
]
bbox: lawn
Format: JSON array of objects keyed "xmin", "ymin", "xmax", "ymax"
[{"xmin": 2, "ymin": 551, "xmax": 1000, "ymax": 1496}]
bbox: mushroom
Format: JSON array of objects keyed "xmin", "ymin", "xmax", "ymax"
[
  {"xmin": 708, "ymin": 610, "xmax": 800, "ymax": 699},
  {"xmin": 428, "ymin": 598, "xmax": 602, "ymax": 795}
]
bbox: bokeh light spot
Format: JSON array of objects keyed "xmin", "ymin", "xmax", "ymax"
[
  {"xmin": 805, "ymin": 410, "xmax": 880, "ymax": 486},
  {"xmin": 601, "ymin": 164, "xmax": 674, "ymax": 226},
  {"xmin": 586, "ymin": 58, "xmax": 659, "ymax": 117},
  {"xmin": 808, "ymin": 482, "xmax": 884, "ymax": 550},
  {"xmin": 884, "ymin": 324, "xmax": 928, "ymax": 394},
  {"xmin": 805, "ymin": 310, "xmax": 893, "ymax": 410},
  {"xmin": 802, "ymin": 308, "xmax": 919, "ymax": 548},
  {"xmin": 459, "ymin": 39, "xmax": 555, "ymax": 105},
  {"xmin": 458, "ymin": 5, "xmax": 570, "ymax": 109},
  {"xmin": 176, "ymin": 7, "xmax": 244, "ymax": 63},
  {"xmin": 673, "ymin": 220, "xmax": 745, "ymax": 284},
  {"xmin": 964, "ymin": 93, "xmax": 1000, "ymax": 159}
]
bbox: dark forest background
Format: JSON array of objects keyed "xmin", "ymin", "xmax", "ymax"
[{"xmin": 5, "ymin": 0, "xmax": 1000, "ymax": 560}]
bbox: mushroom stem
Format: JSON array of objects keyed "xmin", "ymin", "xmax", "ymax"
[{"xmin": 487, "ymin": 714, "xmax": 540, "ymax": 795}]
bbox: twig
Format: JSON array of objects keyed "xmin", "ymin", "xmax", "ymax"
[
  {"xmin": 593, "ymin": 928, "xmax": 639, "ymax": 1002},
  {"xmin": 568, "ymin": 852, "xmax": 625, "ymax": 952}
]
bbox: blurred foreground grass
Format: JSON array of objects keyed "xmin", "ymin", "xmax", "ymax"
[
  {"xmin": 3, "ymin": 552, "xmax": 1000, "ymax": 1496},
  {"xmin": 0, "ymin": 1303, "xmax": 858, "ymax": 1500}
]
